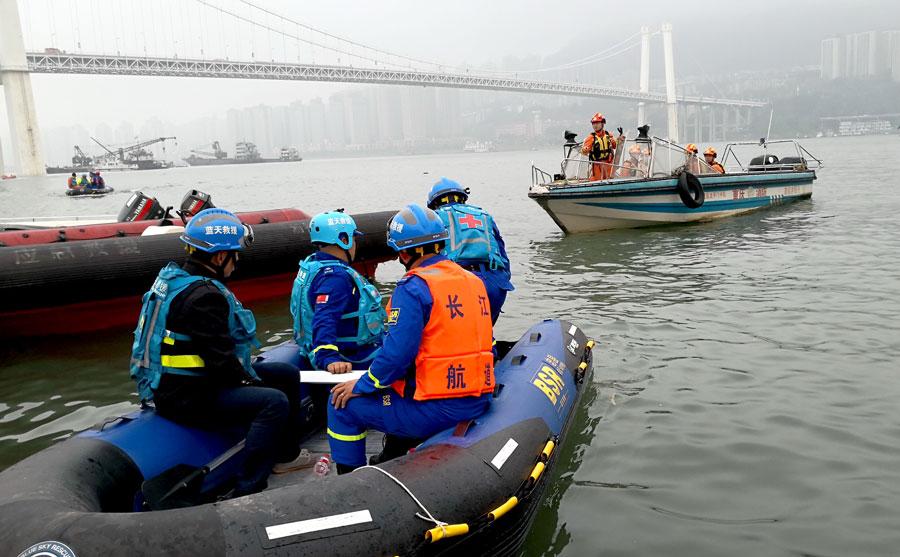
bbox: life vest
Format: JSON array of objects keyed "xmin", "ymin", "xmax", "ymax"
[
  {"xmin": 130, "ymin": 262, "xmax": 260, "ymax": 402},
  {"xmin": 77, "ymin": 177, "xmax": 89, "ymax": 187},
  {"xmin": 711, "ymin": 162, "xmax": 725, "ymax": 174},
  {"xmin": 290, "ymin": 256, "xmax": 386, "ymax": 363},
  {"xmin": 589, "ymin": 131, "xmax": 614, "ymax": 162},
  {"xmin": 66, "ymin": 176, "xmax": 77, "ymax": 189},
  {"xmin": 391, "ymin": 259, "xmax": 494, "ymax": 401},
  {"xmin": 435, "ymin": 203, "xmax": 506, "ymax": 270}
]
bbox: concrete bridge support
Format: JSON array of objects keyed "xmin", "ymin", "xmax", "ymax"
[
  {"xmin": 637, "ymin": 26, "xmax": 651, "ymax": 127},
  {"xmin": 661, "ymin": 23, "xmax": 679, "ymax": 143},
  {"xmin": 0, "ymin": 0, "xmax": 45, "ymax": 176}
]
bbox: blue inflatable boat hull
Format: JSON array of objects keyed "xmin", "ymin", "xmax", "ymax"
[{"xmin": 0, "ymin": 319, "xmax": 593, "ymax": 556}]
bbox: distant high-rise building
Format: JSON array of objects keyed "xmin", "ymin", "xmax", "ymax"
[
  {"xmin": 248, "ymin": 105, "xmax": 274, "ymax": 157},
  {"xmin": 327, "ymin": 93, "xmax": 348, "ymax": 146},
  {"xmin": 288, "ymin": 101, "xmax": 307, "ymax": 148},
  {"xmin": 884, "ymin": 30, "xmax": 900, "ymax": 82},
  {"xmin": 374, "ymin": 87, "xmax": 403, "ymax": 142},
  {"xmin": 115, "ymin": 121, "xmax": 135, "ymax": 145},
  {"xmin": 820, "ymin": 37, "xmax": 843, "ymax": 79},
  {"xmin": 271, "ymin": 105, "xmax": 291, "ymax": 151},
  {"xmin": 346, "ymin": 92, "xmax": 373, "ymax": 145},
  {"xmin": 307, "ymin": 98, "xmax": 327, "ymax": 148},
  {"xmin": 824, "ymin": 30, "xmax": 900, "ymax": 81},
  {"xmin": 94, "ymin": 122, "xmax": 114, "ymax": 144}
]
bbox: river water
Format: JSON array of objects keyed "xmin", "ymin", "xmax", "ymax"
[{"xmin": 1, "ymin": 135, "xmax": 899, "ymax": 556}]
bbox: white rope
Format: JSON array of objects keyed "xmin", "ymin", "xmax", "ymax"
[{"xmin": 356, "ymin": 465, "xmax": 448, "ymax": 531}]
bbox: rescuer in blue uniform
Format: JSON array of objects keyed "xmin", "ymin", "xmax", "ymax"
[
  {"xmin": 327, "ymin": 204, "xmax": 495, "ymax": 473},
  {"xmin": 130, "ymin": 208, "xmax": 307, "ymax": 497},
  {"xmin": 426, "ymin": 178, "xmax": 513, "ymax": 324},
  {"xmin": 290, "ymin": 210, "xmax": 386, "ymax": 372}
]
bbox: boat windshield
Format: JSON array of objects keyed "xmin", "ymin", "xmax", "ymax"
[{"xmin": 646, "ymin": 138, "xmax": 719, "ymax": 177}]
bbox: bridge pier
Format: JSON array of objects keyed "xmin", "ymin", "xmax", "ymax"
[
  {"xmin": 637, "ymin": 26, "xmax": 651, "ymax": 127},
  {"xmin": 661, "ymin": 23, "xmax": 679, "ymax": 143},
  {"xmin": 0, "ymin": 0, "xmax": 45, "ymax": 176}
]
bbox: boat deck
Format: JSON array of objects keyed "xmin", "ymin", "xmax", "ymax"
[{"xmin": 266, "ymin": 429, "xmax": 386, "ymax": 490}]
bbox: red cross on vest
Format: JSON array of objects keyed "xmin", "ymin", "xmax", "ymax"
[{"xmin": 458, "ymin": 213, "xmax": 483, "ymax": 229}]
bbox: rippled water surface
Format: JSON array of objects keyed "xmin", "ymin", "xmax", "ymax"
[{"xmin": 2, "ymin": 136, "xmax": 899, "ymax": 555}]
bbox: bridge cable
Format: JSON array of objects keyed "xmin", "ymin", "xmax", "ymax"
[{"xmin": 194, "ymin": 0, "xmax": 409, "ymax": 69}]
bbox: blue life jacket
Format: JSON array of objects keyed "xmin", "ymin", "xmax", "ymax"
[
  {"xmin": 130, "ymin": 262, "xmax": 260, "ymax": 402},
  {"xmin": 290, "ymin": 256, "xmax": 386, "ymax": 363},
  {"xmin": 436, "ymin": 203, "xmax": 507, "ymax": 270}
]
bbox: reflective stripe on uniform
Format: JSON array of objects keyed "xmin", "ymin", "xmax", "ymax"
[
  {"xmin": 312, "ymin": 344, "xmax": 339, "ymax": 355},
  {"xmin": 160, "ymin": 354, "xmax": 205, "ymax": 368},
  {"xmin": 163, "ymin": 336, "xmax": 175, "ymax": 345},
  {"xmin": 367, "ymin": 370, "xmax": 389, "ymax": 389},
  {"xmin": 326, "ymin": 428, "xmax": 367, "ymax": 442}
]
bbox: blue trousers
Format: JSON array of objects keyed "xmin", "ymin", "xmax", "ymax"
[
  {"xmin": 327, "ymin": 391, "xmax": 491, "ymax": 467},
  {"xmin": 470, "ymin": 268, "xmax": 511, "ymax": 324}
]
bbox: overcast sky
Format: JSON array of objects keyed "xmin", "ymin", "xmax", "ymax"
[{"xmin": 2, "ymin": 0, "xmax": 899, "ymax": 137}]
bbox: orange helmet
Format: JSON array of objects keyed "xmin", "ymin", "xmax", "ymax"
[
  {"xmin": 704, "ymin": 147, "xmax": 717, "ymax": 157},
  {"xmin": 590, "ymin": 112, "xmax": 606, "ymax": 124},
  {"xmin": 686, "ymin": 143, "xmax": 698, "ymax": 153}
]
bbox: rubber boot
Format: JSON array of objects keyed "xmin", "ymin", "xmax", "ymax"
[
  {"xmin": 336, "ymin": 463, "xmax": 357, "ymax": 475},
  {"xmin": 368, "ymin": 435, "xmax": 420, "ymax": 465}
]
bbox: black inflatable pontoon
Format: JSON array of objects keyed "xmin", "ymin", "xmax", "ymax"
[
  {"xmin": 65, "ymin": 187, "xmax": 115, "ymax": 197},
  {"xmin": 0, "ymin": 319, "xmax": 593, "ymax": 557}
]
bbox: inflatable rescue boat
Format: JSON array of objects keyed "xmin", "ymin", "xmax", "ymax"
[
  {"xmin": 0, "ymin": 319, "xmax": 593, "ymax": 557},
  {"xmin": 0, "ymin": 191, "xmax": 396, "ymax": 338},
  {"xmin": 65, "ymin": 186, "xmax": 115, "ymax": 197}
]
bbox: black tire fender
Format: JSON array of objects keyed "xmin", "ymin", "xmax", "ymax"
[{"xmin": 677, "ymin": 172, "xmax": 704, "ymax": 209}]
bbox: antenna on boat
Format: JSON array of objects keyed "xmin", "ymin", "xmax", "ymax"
[{"xmin": 763, "ymin": 107, "xmax": 775, "ymax": 145}]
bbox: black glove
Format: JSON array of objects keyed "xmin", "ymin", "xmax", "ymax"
[{"xmin": 617, "ymin": 127, "xmax": 624, "ymax": 136}]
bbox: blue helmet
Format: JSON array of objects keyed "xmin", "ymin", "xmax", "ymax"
[
  {"xmin": 427, "ymin": 177, "xmax": 469, "ymax": 209},
  {"xmin": 181, "ymin": 208, "xmax": 253, "ymax": 253},
  {"xmin": 386, "ymin": 204, "xmax": 448, "ymax": 251},
  {"xmin": 309, "ymin": 211, "xmax": 360, "ymax": 250}
]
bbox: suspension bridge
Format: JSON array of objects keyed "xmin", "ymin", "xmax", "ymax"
[{"xmin": 0, "ymin": 0, "xmax": 767, "ymax": 176}]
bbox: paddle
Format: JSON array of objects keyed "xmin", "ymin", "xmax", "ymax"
[{"xmin": 141, "ymin": 439, "xmax": 245, "ymax": 510}]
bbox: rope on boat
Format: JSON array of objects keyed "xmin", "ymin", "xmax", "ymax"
[{"xmin": 355, "ymin": 465, "xmax": 448, "ymax": 530}]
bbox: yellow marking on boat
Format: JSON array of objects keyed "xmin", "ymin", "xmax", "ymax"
[
  {"xmin": 529, "ymin": 462, "xmax": 546, "ymax": 485},
  {"xmin": 425, "ymin": 523, "xmax": 469, "ymax": 542},
  {"xmin": 532, "ymin": 365, "xmax": 565, "ymax": 405},
  {"xmin": 487, "ymin": 497, "xmax": 518, "ymax": 521},
  {"xmin": 541, "ymin": 440, "xmax": 555, "ymax": 461}
]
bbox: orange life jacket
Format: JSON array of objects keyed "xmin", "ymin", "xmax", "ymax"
[
  {"xmin": 711, "ymin": 162, "xmax": 725, "ymax": 174},
  {"xmin": 391, "ymin": 259, "xmax": 494, "ymax": 401}
]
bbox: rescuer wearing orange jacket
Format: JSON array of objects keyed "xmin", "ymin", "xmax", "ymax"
[
  {"xmin": 326, "ymin": 204, "xmax": 494, "ymax": 473},
  {"xmin": 685, "ymin": 143, "xmax": 701, "ymax": 174},
  {"xmin": 704, "ymin": 147, "xmax": 726, "ymax": 174},
  {"xmin": 582, "ymin": 112, "xmax": 625, "ymax": 181}
]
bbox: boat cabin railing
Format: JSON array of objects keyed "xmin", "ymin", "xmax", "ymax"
[
  {"xmin": 720, "ymin": 139, "xmax": 823, "ymax": 173},
  {"xmin": 531, "ymin": 133, "xmax": 720, "ymax": 188}
]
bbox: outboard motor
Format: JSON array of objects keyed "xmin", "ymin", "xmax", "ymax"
[
  {"xmin": 117, "ymin": 192, "xmax": 166, "ymax": 222},
  {"xmin": 178, "ymin": 190, "xmax": 215, "ymax": 222}
]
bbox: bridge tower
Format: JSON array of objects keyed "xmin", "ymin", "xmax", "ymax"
[
  {"xmin": 0, "ymin": 0, "xmax": 45, "ymax": 176},
  {"xmin": 661, "ymin": 23, "xmax": 679, "ymax": 143},
  {"xmin": 637, "ymin": 26, "xmax": 651, "ymax": 127}
]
